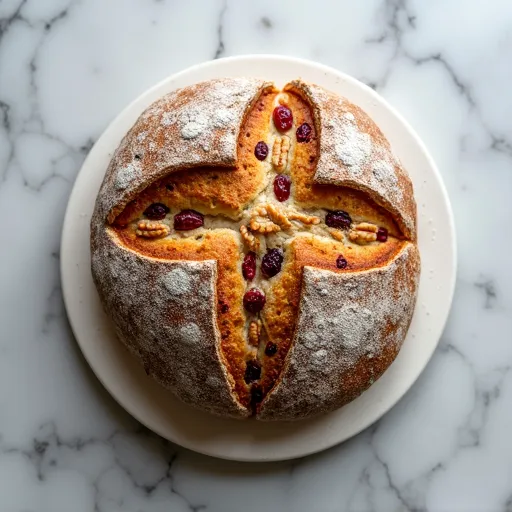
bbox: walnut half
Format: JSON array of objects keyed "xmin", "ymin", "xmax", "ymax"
[
  {"xmin": 272, "ymin": 136, "xmax": 290, "ymax": 172},
  {"xmin": 263, "ymin": 204, "xmax": 292, "ymax": 229},
  {"xmin": 240, "ymin": 225, "xmax": 260, "ymax": 251},
  {"xmin": 248, "ymin": 320, "xmax": 261, "ymax": 347},
  {"xmin": 288, "ymin": 211, "xmax": 321, "ymax": 225},
  {"xmin": 348, "ymin": 222, "xmax": 378, "ymax": 244},
  {"xmin": 328, "ymin": 228, "xmax": 344, "ymax": 242},
  {"xmin": 136, "ymin": 221, "xmax": 170, "ymax": 238}
]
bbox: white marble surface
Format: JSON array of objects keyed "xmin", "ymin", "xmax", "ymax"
[{"xmin": 1, "ymin": 0, "xmax": 511, "ymax": 510}]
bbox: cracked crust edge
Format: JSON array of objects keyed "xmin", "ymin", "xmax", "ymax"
[
  {"xmin": 284, "ymin": 80, "xmax": 417, "ymax": 241},
  {"xmin": 94, "ymin": 78, "xmax": 275, "ymax": 225},
  {"xmin": 257, "ymin": 242, "xmax": 421, "ymax": 421},
  {"xmin": 90, "ymin": 221, "xmax": 249, "ymax": 419}
]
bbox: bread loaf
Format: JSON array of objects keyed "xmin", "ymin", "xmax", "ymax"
[{"xmin": 91, "ymin": 77, "xmax": 420, "ymax": 421}]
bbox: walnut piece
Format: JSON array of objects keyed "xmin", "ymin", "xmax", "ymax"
[
  {"xmin": 248, "ymin": 205, "xmax": 284, "ymax": 233},
  {"xmin": 348, "ymin": 224, "xmax": 378, "ymax": 244},
  {"xmin": 272, "ymin": 136, "xmax": 290, "ymax": 172},
  {"xmin": 136, "ymin": 221, "xmax": 170, "ymax": 238},
  {"xmin": 253, "ymin": 205, "xmax": 269, "ymax": 217},
  {"xmin": 354, "ymin": 222, "xmax": 378, "ymax": 233},
  {"xmin": 277, "ymin": 93, "xmax": 290, "ymax": 106},
  {"xmin": 264, "ymin": 203, "xmax": 292, "ymax": 229},
  {"xmin": 248, "ymin": 203, "xmax": 321, "ymax": 237},
  {"xmin": 329, "ymin": 228, "xmax": 344, "ymax": 242},
  {"xmin": 248, "ymin": 320, "xmax": 261, "ymax": 347},
  {"xmin": 249, "ymin": 218, "xmax": 281, "ymax": 233},
  {"xmin": 240, "ymin": 225, "xmax": 260, "ymax": 251},
  {"xmin": 288, "ymin": 211, "xmax": 321, "ymax": 225}
]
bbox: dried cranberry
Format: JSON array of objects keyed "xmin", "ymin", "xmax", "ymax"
[
  {"xmin": 251, "ymin": 385, "xmax": 264, "ymax": 403},
  {"xmin": 254, "ymin": 141, "xmax": 269, "ymax": 161},
  {"xmin": 265, "ymin": 342, "xmax": 278, "ymax": 356},
  {"xmin": 273, "ymin": 105, "xmax": 293, "ymax": 132},
  {"xmin": 261, "ymin": 248, "xmax": 283, "ymax": 278},
  {"xmin": 377, "ymin": 227, "xmax": 388, "ymax": 242},
  {"xmin": 296, "ymin": 123, "xmax": 312, "ymax": 142},
  {"xmin": 336, "ymin": 255, "xmax": 348, "ymax": 269},
  {"xmin": 244, "ymin": 359, "xmax": 261, "ymax": 383},
  {"xmin": 144, "ymin": 203, "xmax": 169, "ymax": 220},
  {"xmin": 325, "ymin": 210, "xmax": 352, "ymax": 230},
  {"xmin": 273, "ymin": 174, "xmax": 291, "ymax": 202},
  {"xmin": 242, "ymin": 252, "xmax": 257, "ymax": 280},
  {"xmin": 174, "ymin": 209, "xmax": 204, "ymax": 230},
  {"xmin": 243, "ymin": 288, "xmax": 266, "ymax": 313}
]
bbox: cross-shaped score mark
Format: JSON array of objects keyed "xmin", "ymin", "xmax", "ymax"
[{"xmin": 110, "ymin": 89, "xmax": 404, "ymax": 411}]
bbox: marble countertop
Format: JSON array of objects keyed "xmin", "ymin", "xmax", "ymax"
[{"xmin": 1, "ymin": 1, "xmax": 511, "ymax": 510}]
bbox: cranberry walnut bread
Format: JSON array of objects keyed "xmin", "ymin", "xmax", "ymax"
[{"xmin": 90, "ymin": 77, "xmax": 420, "ymax": 421}]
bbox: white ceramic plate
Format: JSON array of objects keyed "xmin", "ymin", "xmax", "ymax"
[{"xmin": 61, "ymin": 55, "xmax": 456, "ymax": 462}]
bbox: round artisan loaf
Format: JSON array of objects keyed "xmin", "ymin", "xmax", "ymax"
[{"xmin": 90, "ymin": 77, "xmax": 420, "ymax": 421}]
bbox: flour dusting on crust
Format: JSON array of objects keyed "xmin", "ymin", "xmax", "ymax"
[
  {"xmin": 90, "ymin": 221, "xmax": 248, "ymax": 418},
  {"xmin": 114, "ymin": 163, "xmax": 142, "ymax": 191},
  {"xmin": 161, "ymin": 268, "xmax": 191, "ymax": 296},
  {"xmin": 257, "ymin": 243, "xmax": 420, "ymax": 421},
  {"xmin": 95, "ymin": 78, "xmax": 272, "ymax": 224},
  {"xmin": 334, "ymin": 123, "xmax": 372, "ymax": 175},
  {"xmin": 284, "ymin": 80, "xmax": 416, "ymax": 240}
]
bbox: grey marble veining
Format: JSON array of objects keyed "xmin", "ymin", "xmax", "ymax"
[{"xmin": 0, "ymin": 0, "xmax": 511, "ymax": 510}]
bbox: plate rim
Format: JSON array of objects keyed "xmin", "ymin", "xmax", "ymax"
[{"xmin": 61, "ymin": 54, "xmax": 457, "ymax": 462}]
